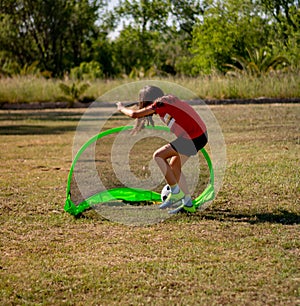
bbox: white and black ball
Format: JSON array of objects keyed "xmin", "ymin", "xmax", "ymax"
[{"xmin": 161, "ymin": 184, "xmax": 171, "ymax": 201}]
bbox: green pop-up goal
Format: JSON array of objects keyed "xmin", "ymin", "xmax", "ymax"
[{"xmin": 64, "ymin": 125, "xmax": 215, "ymax": 216}]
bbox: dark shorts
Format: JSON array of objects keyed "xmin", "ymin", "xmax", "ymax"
[{"xmin": 170, "ymin": 132, "xmax": 208, "ymax": 157}]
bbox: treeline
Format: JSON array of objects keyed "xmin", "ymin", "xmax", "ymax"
[{"xmin": 0, "ymin": 0, "xmax": 299, "ymax": 78}]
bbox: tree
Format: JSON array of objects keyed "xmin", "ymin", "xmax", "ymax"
[
  {"xmin": 259, "ymin": 0, "xmax": 299, "ymax": 32},
  {"xmin": 189, "ymin": 0, "xmax": 274, "ymax": 74},
  {"xmin": 259, "ymin": 0, "xmax": 300, "ymax": 67},
  {"xmin": 169, "ymin": 0, "xmax": 203, "ymax": 40},
  {"xmin": 0, "ymin": 0, "xmax": 106, "ymax": 76},
  {"xmin": 116, "ymin": 0, "xmax": 169, "ymax": 32},
  {"xmin": 114, "ymin": 25, "xmax": 160, "ymax": 75},
  {"xmin": 112, "ymin": 0, "xmax": 169, "ymax": 75}
]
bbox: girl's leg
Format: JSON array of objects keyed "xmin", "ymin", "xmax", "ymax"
[
  {"xmin": 169, "ymin": 154, "xmax": 194, "ymax": 211},
  {"xmin": 154, "ymin": 144, "xmax": 191, "ymax": 209},
  {"xmin": 153, "ymin": 144, "xmax": 179, "ymax": 186},
  {"xmin": 153, "ymin": 144, "xmax": 190, "ymax": 192},
  {"xmin": 169, "ymin": 154, "xmax": 190, "ymax": 194}
]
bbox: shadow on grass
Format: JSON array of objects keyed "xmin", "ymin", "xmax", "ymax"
[
  {"xmin": 0, "ymin": 111, "xmax": 84, "ymax": 122},
  {"xmin": 0, "ymin": 110, "xmax": 124, "ymax": 135},
  {"xmin": 68, "ymin": 207, "xmax": 300, "ymax": 226},
  {"xmin": 0, "ymin": 110, "xmax": 123, "ymax": 122},
  {"xmin": 0, "ymin": 124, "xmax": 77, "ymax": 135},
  {"xmin": 0, "ymin": 111, "xmax": 82, "ymax": 135},
  {"xmin": 198, "ymin": 209, "xmax": 300, "ymax": 225}
]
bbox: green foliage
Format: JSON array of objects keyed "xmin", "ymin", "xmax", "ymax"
[
  {"xmin": 225, "ymin": 48, "xmax": 290, "ymax": 77},
  {"xmin": 190, "ymin": 0, "xmax": 273, "ymax": 74},
  {"xmin": 114, "ymin": 26, "xmax": 159, "ymax": 75},
  {"xmin": 18, "ymin": 61, "xmax": 41, "ymax": 76},
  {"xmin": 169, "ymin": 0, "xmax": 203, "ymax": 38},
  {"xmin": 0, "ymin": 0, "xmax": 105, "ymax": 76},
  {"xmin": 0, "ymin": 55, "xmax": 48, "ymax": 78},
  {"xmin": 259, "ymin": 0, "xmax": 300, "ymax": 33},
  {"xmin": 116, "ymin": 0, "xmax": 169, "ymax": 32},
  {"xmin": 70, "ymin": 61, "xmax": 103, "ymax": 80},
  {"xmin": 0, "ymin": 0, "xmax": 299, "ymax": 77},
  {"xmin": 114, "ymin": 0, "xmax": 205, "ymax": 76},
  {"xmin": 0, "ymin": 58, "xmax": 20, "ymax": 77},
  {"xmin": 128, "ymin": 66, "xmax": 160, "ymax": 79},
  {"xmin": 92, "ymin": 35, "xmax": 119, "ymax": 77},
  {"xmin": 271, "ymin": 31, "xmax": 300, "ymax": 69},
  {"xmin": 59, "ymin": 82, "xmax": 90, "ymax": 107}
]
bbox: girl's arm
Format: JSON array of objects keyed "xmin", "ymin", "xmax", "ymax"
[{"xmin": 116, "ymin": 102, "xmax": 155, "ymax": 118}]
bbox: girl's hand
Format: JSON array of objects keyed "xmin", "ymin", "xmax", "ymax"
[{"xmin": 116, "ymin": 102, "xmax": 124, "ymax": 111}]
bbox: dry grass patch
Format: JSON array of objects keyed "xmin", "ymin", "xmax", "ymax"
[{"xmin": 0, "ymin": 104, "xmax": 299, "ymax": 305}]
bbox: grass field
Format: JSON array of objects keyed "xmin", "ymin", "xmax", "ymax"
[{"xmin": 0, "ymin": 103, "xmax": 299, "ymax": 305}]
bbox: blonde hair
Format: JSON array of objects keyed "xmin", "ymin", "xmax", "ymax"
[{"xmin": 131, "ymin": 86, "xmax": 164, "ymax": 134}]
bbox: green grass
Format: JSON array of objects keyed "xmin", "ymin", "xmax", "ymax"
[
  {"xmin": 0, "ymin": 73, "xmax": 300, "ymax": 104},
  {"xmin": 0, "ymin": 104, "xmax": 299, "ymax": 305}
]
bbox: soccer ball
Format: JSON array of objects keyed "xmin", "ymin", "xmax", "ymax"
[{"xmin": 161, "ymin": 184, "xmax": 171, "ymax": 201}]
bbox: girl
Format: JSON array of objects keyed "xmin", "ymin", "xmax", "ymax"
[{"xmin": 116, "ymin": 85, "xmax": 208, "ymax": 213}]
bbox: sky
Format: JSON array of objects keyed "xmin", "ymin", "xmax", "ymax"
[
  {"xmin": 107, "ymin": 0, "xmax": 119, "ymax": 11},
  {"xmin": 106, "ymin": 0, "xmax": 125, "ymax": 39}
]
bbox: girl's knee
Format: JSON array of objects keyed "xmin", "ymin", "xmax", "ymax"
[
  {"xmin": 153, "ymin": 144, "xmax": 176, "ymax": 161},
  {"xmin": 153, "ymin": 149, "xmax": 161, "ymax": 161}
]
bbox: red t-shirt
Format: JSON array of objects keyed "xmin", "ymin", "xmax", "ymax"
[{"xmin": 148, "ymin": 95, "xmax": 206, "ymax": 139}]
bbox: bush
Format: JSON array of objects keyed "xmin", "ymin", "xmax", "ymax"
[{"xmin": 70, "ymin": 61, "xmax": 103, "ymax": 80}]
